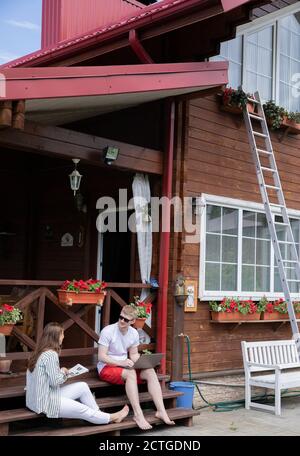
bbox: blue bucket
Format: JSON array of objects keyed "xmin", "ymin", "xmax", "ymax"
[{"xmin": 169, "ymin": 381, "xmax": 194, "ymax": 408}]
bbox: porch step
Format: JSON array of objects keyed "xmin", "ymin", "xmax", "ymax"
[
  {"xmin": 0, "ymin": 390, "xmax": 183, "ymax": 425},
  {"xmin": 0, "ymin": 374, "xmax": 170, "ymax": 399},
  {"xmin": 10, "ymin": 408, "xmax": 199, "ymax": 436}
]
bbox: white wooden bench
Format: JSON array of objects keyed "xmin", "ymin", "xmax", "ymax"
[{"xmin": 241, "ymin": 340, "xmax": 300, "ymax": 416}]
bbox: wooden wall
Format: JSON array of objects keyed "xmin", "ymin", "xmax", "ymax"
[{"xmin": 168, "ymin": 95, "xmax": 300, "ymax": 375}]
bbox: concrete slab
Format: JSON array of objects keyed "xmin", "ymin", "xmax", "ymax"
[{"xmin": 125, "ymin": 396, "xmax": 300, "ymax": 436}]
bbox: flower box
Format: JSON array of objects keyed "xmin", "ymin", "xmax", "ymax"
[
  {"xmin": 261, "ymin": 311, "xmax": 288, "ymax": 320},
  {"xmin": 282, "ymin": 117, "xmax": 300, "ymax": 134},
  {"xmin": 57, "ymin": 290, "xmax": 106, "ymax": 306},
  {"xmin": 210, "ymin": 311, "xmax": 260, "ymax": 322},
  {"xmin": 133, "ymin": 318, "xmax": 147, "ymax": 329},
  {"xmin": 0, "ymin": 324, "xmax": 15, "ymax": 336}
]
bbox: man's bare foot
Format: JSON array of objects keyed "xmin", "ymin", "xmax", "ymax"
[
  {"xmin": 155, "ymin": 411, "xmax": 175, "ymax": 425},
  {"xmin": 111, "ymin": 405, "xmax": 129, "ymax": 423},
  {"xmin": 133, "ymin": 414, "xmax": 152, "ymax": 430}
]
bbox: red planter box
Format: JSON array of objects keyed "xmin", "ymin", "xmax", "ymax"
[
  {"xmin": 133, "ymin": 318, "xmax": 147, "ymax": 329},
  {"xmin": 0, "ymin": 324, "xmax": 15, "ymax": 336},
  {"xmin": 57, "ymin": 290, "xmax": 106, "ymax": 306},
  {"xmin": 210, "ymin": 312, "xmax": 261, "ymax": 322},
  {"xmin": 261, "ymin": 311, "xmax": 288, "ymax": 320}
]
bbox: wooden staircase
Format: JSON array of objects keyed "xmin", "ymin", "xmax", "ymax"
[{"xmin": 0, "ymin": 358, "xmax": 199, "ymax": 436}]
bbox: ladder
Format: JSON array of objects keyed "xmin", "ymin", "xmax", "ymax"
[{"xmin": 243, "ymin": 91, "xmax": 300, "ymax": 346}]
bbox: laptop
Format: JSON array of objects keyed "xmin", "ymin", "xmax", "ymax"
[{"xmin": 132, "ymin": 353, "xmax": 164, "ymax": 370}]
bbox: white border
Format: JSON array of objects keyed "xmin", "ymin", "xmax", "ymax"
[{"xmin": 199, "ymin": 194, "xmax": 300, "ymax": 301}]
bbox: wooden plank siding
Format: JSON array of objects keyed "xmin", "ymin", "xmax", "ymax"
[{"xmin": 169, "ymin": 95, "xmax": 300, "ymax": 376}]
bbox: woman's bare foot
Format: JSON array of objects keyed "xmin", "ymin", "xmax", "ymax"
[
  {"xmin": 133, "ymin": 414, "xmax": 152, "ymax": 430},
  {"xmin": 155, "ymin": 411, "xmax": 175, "ymax": 425},
  {"xmin": 111, "ymin": 405, "xmax": 129, "ymax": 423}
]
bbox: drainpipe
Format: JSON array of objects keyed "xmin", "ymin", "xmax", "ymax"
[
  {"xmin": 156, "ymin": 99, "xmax": 175, "ymax": 374},
  {"xmin": 129, "ymin": 29, "xmax": 154, "ymax": 64}
]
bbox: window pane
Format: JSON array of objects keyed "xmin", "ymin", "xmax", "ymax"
[
  {"xmin": 242, "ymin": 265, "xmax": 255, "ymax": 291},
  {"xmin": 206, "ymin": 205, "xmax": 221, "ymax": 233},
  {"xmin": 256, "ymin": 240, "xmax": 270, "ymax": 265},
  {"xmin": 242, "ymin": 238, "xmax": 255, "ymax": 264},
  {"xmin": 210, "ymin": 36, "xmax": 242, "ymax": 88},
  {"xmin": 275, "ymin": 215, "xmax": 285, "ymax": 241},
  {"xmin": 221, "ymin": 264, "xmax": 237, "ymax": 291},
  {"xmin": 222, "ymin": 236, "xmax": 238, "ymax": 263},
  {"xmin": 291, "ymin": 219, "xmax": 299, "ymax": 244},
  {"xmin": 256, "ymin": 266, "xmax": 270, "ymax": 292},
  {"xmin": 222, "ymin": 207, "xmax": 238, "ymax": 235},
  {"xmin": 243, "ymin": 211, "xmax": 255, "ymax": 237},
  {"xmin": 206, "ymin": 234, "xmax": 221, "ymax": 261},
  {"xmin": 257, "ymin": 213, "xmax": 270, "ymax": 239},
  {"xmin": 274, "ymin": 268, "xmax": 282, "ymax": 292},
  {"xmin": 206, "ymin": 263, "xmax": 220, "ymax": 290}
]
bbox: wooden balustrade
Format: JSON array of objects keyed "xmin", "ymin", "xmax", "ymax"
[{"xmin": 0, "ymin": 281, "xmax": 157, "ymax": 361}]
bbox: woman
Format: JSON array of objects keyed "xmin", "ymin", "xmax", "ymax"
[{"xmin": 26, "ymin": 322, "xmax": 129, "ymax": 424}]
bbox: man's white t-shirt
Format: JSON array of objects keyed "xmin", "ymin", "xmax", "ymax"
[{"xmin": 97, "ymin": 322, "xmax": 140, "ymax": 373}]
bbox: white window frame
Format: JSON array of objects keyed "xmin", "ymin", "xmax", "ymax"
[
  {"xmin": 199, "ymin": 194, "xmax": 300, "ymax": 301},
  {"xmin": 230, "ymin": 3, "xmax": 300, "ymax": 107}
]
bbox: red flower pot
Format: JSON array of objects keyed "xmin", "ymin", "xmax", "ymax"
[
  {"xmin": 57, "ymin": 290, "xmax": 106, "ymax": 306},
  {"xmin": 210, "ymin": 312, "xmax": 260, "ymax": 322},
  {"xmin": 0, "ymin": 324, "xmax": 15, "ymax": 336},
  {"xmin": 261, "ymin": 311, "xmax": 288, "ymax": 320},
  {"xmin": 133, "ymin": 318, "xmax": 147, "ymax": 329}
]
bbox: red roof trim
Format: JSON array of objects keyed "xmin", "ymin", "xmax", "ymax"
[
  {"xmin": 1, "ymin": 62, "xmax": 228, "ymax": 101},
  {"xmin": 1, "ymin": 0, "xmax": 254, "ymax": 69}
]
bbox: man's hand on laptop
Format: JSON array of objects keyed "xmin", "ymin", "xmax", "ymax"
[{"xmin": 121, "ymin": 359, "xmax": 135, "ymax": 368}]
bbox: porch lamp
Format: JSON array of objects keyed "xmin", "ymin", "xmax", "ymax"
[{"xmin": 69, "ymin": 158, "xmax": 82, "ymax": 196}]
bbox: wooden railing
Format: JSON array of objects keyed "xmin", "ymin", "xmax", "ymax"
[{"xmin": 0, "ymin": 280, "xmax": 157, "ymax": 361}]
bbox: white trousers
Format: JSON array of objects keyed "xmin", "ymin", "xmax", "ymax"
[{"xmin": 58, "ymin": 381, "xmax": 110, "ymax": 425}]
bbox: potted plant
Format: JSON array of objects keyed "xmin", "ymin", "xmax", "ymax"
[
  {"xmin": 282, "ymin": 111, "xmax": 300, "ymax": 134},
  {"xmin": 209, "ymin": 297, "xmax": 260, "ymax": 321},
  {"xmin": 57, "ymin": 279, "xmax": 107, "ymax": 306},
  {"xmin": 261, "ymin": 298, "xmax": 288, "ymax": 320},
  {"xmin": 220, "ymin": 87, "xmax": 255, "ymax": 114},
  {"xmin": 263, "ymin": 100, "xmax": 286, "ymax": 130},
  {"xmin": 130, "ymin": 296, "xmax": 152, "ymax": 329},
  {"xmin": 0, "ymin": 303, "xmax": 22, "ymax": 335}
]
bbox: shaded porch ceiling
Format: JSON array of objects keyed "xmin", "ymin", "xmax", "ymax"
[{"xmin": 1, "ymin": 61, "xmax": 228, "ymax": 125}]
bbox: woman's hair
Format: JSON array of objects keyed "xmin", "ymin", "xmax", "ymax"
[{"xmin": 28, "ymin": 322, "xmax": 63, "ymax": 372}]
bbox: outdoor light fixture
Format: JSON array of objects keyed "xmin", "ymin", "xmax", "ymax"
[
  {"xmin": 69, "ymin": 158, "xmax": 82, "ymax": 196},
  {"xmin": 104, "ymin": 146, "xmax": 119, "ymax": 165}
]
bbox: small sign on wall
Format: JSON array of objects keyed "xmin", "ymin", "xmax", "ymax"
[
  {"xmin": 61, "ymin": 233, "xmax": 74, "ymax": 247},
  {"xmin": 184, "ymin": 280, "xmax": 198, "ymax": 312}
]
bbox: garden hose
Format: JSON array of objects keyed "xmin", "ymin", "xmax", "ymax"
[{"xmin": 181, "ymin": 333, "xmax": 300, "ymax": 412}]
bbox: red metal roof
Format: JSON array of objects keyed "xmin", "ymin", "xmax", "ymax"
[
  {"xmin": 0, "ymin": 61, "xmax": 228, "ymax": 124},
  {"xmin": 42, "ymin": 0, "xmax": 145, "ymax": 48},
  {"xmin": 1, "ymin": 0, "xmax": 262, "ymax": 69}
]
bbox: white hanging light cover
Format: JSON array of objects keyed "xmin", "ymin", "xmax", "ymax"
[{"xmin": 69, "ymin": 158, "xmax": 82, "ymax": 196}]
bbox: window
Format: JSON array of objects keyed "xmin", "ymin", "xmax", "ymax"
[
  {"xmin": 210, "ymin": 8, "xmax": 300, "ymax": 111},
  {"xmin": 200, "ymin": 195, "xmax": 300, "ymax": 300},
  {"xmin": 210, "ymin": 36, "xmax": 243, "ymax": 89}
]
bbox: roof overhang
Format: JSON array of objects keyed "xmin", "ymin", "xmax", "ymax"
[{"xmin": 0, "ymin": 61, "xmax": 228, "ymax": 125}]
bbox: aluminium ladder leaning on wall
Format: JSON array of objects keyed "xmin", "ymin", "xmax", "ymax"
[{"xmin": 243, "ymin": 91, "xmax": 300, "ymax": 348}]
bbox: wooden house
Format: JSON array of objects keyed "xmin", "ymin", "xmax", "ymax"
[{"xmin": 0, "ymin": 0, "xmax": 299, "ymax": 435}]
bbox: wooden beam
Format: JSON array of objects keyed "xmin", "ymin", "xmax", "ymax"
[{"xmin": 0, "ymin": 120, "xmax": 163, "ymax": 175}]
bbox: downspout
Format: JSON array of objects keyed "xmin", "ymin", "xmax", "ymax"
[
  {"xmin": 157, "ymin": 100, "xmax": 175, "ymax": 374},
  {"xmin": 129, "ymin": 29, "xmax": 154, "ymax": 63}
]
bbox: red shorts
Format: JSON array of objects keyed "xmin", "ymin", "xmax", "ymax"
[{"xmin": 98, "ymin": 365, "xmax": 144, "ymax": 385}]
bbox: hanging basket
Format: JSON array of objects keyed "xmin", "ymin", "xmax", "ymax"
[
  {"xmin": 57, "ymin": 290, "xmax": 106, "ymax": 306},
  {"xmin": 210, "ymin": 311, "xmax": 260, "ymax": 322},
  {"xmin": 0, "ymin": 324, "xmax": 15, "ymax": 336},
  {"xmin": 133, "ymin": 318, "xmax": 147, "ymax": 329}
]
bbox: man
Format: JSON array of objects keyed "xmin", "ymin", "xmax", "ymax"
[{"xmin": 97, "ymin": 305, "xmax": 175, "ymax": 430}]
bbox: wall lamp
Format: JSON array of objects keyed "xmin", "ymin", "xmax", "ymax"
[{"xmin": 104, "ymin": 146, "xmax": 119, "ymax": 165}]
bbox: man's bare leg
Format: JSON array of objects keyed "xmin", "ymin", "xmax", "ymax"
[
  {"xmin": 122, "ymin": 369, "xmax": 152, "ymax": 430},
  {"xmin": 140, "ymin": 368, "xmax": 175, "ymax": 425}
]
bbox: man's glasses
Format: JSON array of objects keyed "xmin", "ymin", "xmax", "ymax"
[{"xmin": 119, "ymin": 315, "xmax": 132, "ymax": 323}]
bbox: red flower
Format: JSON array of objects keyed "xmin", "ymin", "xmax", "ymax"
[{"xmin": 3, "ymin": 304, "xmax": 14, "ymax": 312}]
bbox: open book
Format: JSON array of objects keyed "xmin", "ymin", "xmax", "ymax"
[{"xmin": 67, "ymin": 364, "xmax": 89, "ymax": 378}]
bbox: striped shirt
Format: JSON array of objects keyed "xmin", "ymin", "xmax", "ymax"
[{"xmin": 26, "ymin": 350, "xmax": 67, "ymax": 418}]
